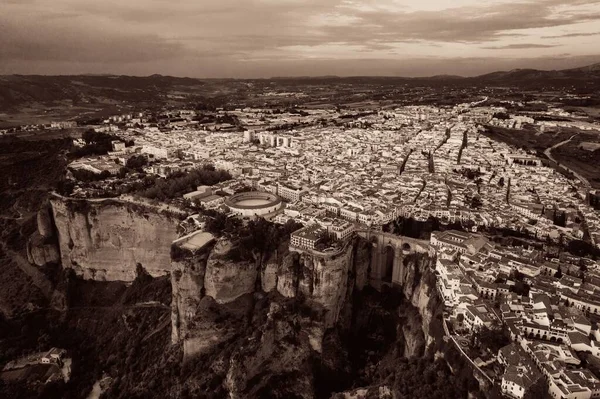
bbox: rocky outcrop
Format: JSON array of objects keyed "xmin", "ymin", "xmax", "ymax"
[
  {"xmin": 50, "ymin": 197, "xmax": 178, "ymax": 281},
  {"xmin": 172, "ymin": 236, "xmax": 440, "ymax": 359},
  {"xmin": 225, "ymin": 302, "xmax": 315, "ymax": 399},
  {"xmin": 204, "ymin": 241, "xmax": 258, "ymax": 304},
  {"xmin": 37, "ymin": 207, "xmax": 54, "ymax": 239},
  {"xmin": 276, "ymin": 252, "xmax": 300, "ymax": 298},
  {"xmin": 261, "ymin": 258, "xmax": 279, "ymax": 293},
  {"xmin": 400, "ymin": 305, "xmax": 427, "ymax": 357},
  {"xmin": 172, "ymin": 240, "xmax": 357, "ymax": 358},
  {"xmin": 171, "ymin": 246, "xmax": 212, "ymax": 343},
  {"xmin": 395, "ymin": 253, "xmax": 438, "ymax": 349},
  {"xmin": 296, "ymin": 247, "xmax": 353, "ymax": 329},
  {"xmin": 26, "ymin": 231, "xmax": 60, "ymax": 267},
  {"xmin": 27, "ymin": 207, "xmax": 60, "ymax": 267},
  {"xmin": 183, "ymin": 293, "xmax": 256, "ymax": 359}
]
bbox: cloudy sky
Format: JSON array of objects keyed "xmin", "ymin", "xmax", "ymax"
[{"xmin": 1, "ymin": 0, "xmax": 600, "ymax": 77}]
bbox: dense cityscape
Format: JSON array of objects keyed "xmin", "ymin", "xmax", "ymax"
[
  {"xmin": 4, "ymin": 94, "xmax": 596, "ymax": 398},
  {"xmin": 2, "ymin": 0, "xmax": 600, "ymax": 394}
]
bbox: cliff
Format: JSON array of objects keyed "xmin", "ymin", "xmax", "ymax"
[
  {"xmin": 171, "ymin": 235, "xmax": 440, "ymax": 364},
  {"xmin": 42, "ymin": 204, "xmax": 469, "ymax": 397},
  {"xmin": 26, "ymin": 207, "xmax": 60, "ymax": 267},
  {"xmin": 394, "ymin": 253, "xmax": 438, "ymax": 350},
  {"xmin": 172, "ymin": 240, "xmax": 357, "ymax": 358},
  {"xmin": 50, "ymin": 197, "xmax": 179, "ymax": 281},
  {"xmin": 204, "ymin": 241, "xmax": 259, "ymax": 304}
]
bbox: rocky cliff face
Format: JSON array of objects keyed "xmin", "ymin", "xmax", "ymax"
[
  {"xmin": 26, "ymin": 208, "xmax": 60, "ymax": 267},
  {"xmin": 50, "ymin": 197, "xmax": 178, "ymax": 281},
  {"xmin": 44, "ymin": 199, "xmax": 459, "ymax": 398},
  {"xmin": 171, "ymin": 235, "xmax": 440, "ymax": 367},
  {"xmin": 172, "ymin": 240, "xmax": 358, "ymax": 358},
  {"xmin": 204, "ymin": 241, "xmax": 258, "ymax": 305},
  {"xmin": 47, "ymin": 197, "xmax": 447, "ymax": 397},
  {"xmin": 171, "ymin": 244, "xmax": 212, "ymax": 344},
  {"xmin": 394, "ymin": 253, "xmax": 438, "ymax": 350}
]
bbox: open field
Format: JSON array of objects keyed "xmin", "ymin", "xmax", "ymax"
[
  {"xmin": 481, "ymin": 125, "xmax": 573, "ymax": 153},
  {"xmin": 551, "ymin": 131, "xmax": 600, "ymax": 188},
  {"xmin": 482, "ymin": 125, "xmax": 600, "ymax": 188}
]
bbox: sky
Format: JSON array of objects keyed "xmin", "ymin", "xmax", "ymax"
[{"xmin": 1, "ymin": 0, "xmax": 600, "ymax": 78}]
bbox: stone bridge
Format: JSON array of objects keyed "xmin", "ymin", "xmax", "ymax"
[{"xmin": 356, "ymin": 230, "xmax": 433, "ymax": 285}]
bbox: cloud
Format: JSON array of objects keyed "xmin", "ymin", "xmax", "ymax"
[
  {"xmin": 542, "ymin": 32, "xmax": 600, "ymax": 38},
  {"xmin": 1, "ymin": 0, "xmax": 600, "ymax": 77},
  {"xmin": 317, "ymin": 0, "xmax": 600, "ymax": 45},
  {"xmin": 481, "ymin": 43, "xmax": 560, "ymax": 49},
  {"xmin": 0, "ymin": 14, "xmax": 185, "ymax": 63}
]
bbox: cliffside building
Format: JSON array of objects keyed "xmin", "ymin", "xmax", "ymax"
[{"xmin": 290, "ymin": 225, "xmax": 324, "ymax": 250}]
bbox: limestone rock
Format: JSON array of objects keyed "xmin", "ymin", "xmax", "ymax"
[
  {"xmin": 276, "ymin": 253, "xmax": 299, "ymax": 298},
  {"xmin": 261, "ymin": 260, "xmax": 279, "ymax": 293},
  {"xmin": 37, "ymin": 207, "xmax": 54, "ymax": 238},
  {"xmin": 400, "ymin": 306, "xmax": 426, "ymax": 357},
  {"xmin": 50, "ymin": 197, "xmax": 178, "ymax": 281},
  {"xmin": 171, "ymin": 250, "xmax": 210, "ymax": 343},
  {"xmin": 297, "ymin": 246, "xmax": 353, "ymax": 328},
  {"xmin": 204, "ymin": 241, "xmax": 257, "ymax": 304},
  {"xmin": 225, "ymin": 304, "xmax": 315, "ymax": 399},
  {"xmin": 27, "ymin": 231, "xmax": 60, "ymax": 266},
  {"xmin": 182, "ymin": 295, "xmax": 254, "ymax": 359}
]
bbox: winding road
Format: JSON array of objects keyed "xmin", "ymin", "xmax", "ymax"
[{"xmin": 543, "ymin": 133, "xmax": 591, "ymax": 188}]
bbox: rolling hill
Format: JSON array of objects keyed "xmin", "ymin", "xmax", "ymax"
[{"xmin": 1, "ymin": 62, "xmax": 600, "ymax": 113}]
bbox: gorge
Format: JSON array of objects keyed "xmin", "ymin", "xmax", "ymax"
[{"xmin": 16, "ymin": 196, "xmax": 482, "ymax": 398}]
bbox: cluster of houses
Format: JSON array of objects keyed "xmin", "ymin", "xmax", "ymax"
[{"xmin": 432, "ymin": 230, "xmax": 600, "ymax": 399}]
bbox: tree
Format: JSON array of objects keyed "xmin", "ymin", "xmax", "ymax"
[
  {"xmin": 511, "ymin": 269, "xmax": 524, "ymax": 281},
  {"xmin": 473, "ymin": 324, "xmax": 509, "ymax": 353},
  {"xmin": 126, "ymin": 155, "xmax": 148, "ymax": 170},
  {"xmin": 470, "ymin": 196, "xmax": 483, "ymax": 209},
  {"xmin": 71, "ymin": 130, "xmax": 122, "ymax": 157},
  {"xmin": 315, "ymin": 231, "xmax": 336, "ymax": 251},
  {"xmin": 512, "ymin": 281, "xmax": 530, "ymax": 296},
  {"xmin": 554, "ymin": 266, "xmax": 563, "ymax": 279},
  {"xmin": 523, "ymin": 377, "xmax": 550, "ymax": 399},
  {"xmin": 70, "ymin": 168, "xmax": 112, "ymax": 182},
  {"xmin": 138, "ymin": 165, "xmax": 231, "ymax": 200}
]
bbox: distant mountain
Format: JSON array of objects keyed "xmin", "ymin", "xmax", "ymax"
[
  {"xmin": 427, "ymin": 75, "xmax": 464, "ymax": 80},
  {"xmin": 472, "ymin": 64, "xmax": 600, "ymax": 84},
  {"xmin": 0, "ymin": 74, "xmax": 209, "ymax": 113},
  {"xmin": 1, "ymin": 62, "xmax": 600, "ymax": 112},
  {"xmin": 566, "ymin": 62, "xmax": 600, "ymax": 73}
]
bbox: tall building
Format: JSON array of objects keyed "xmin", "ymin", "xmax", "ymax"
[
  {"xmin": 243, "ymin": 131, "xmax": 254, "ymax": 143},
  {"xmin": 277, "ymin": 183, "xmax": 306, "ymax": 203}
]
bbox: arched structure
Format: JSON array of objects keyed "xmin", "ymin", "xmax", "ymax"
[
  {"xmin": 356, "ymin": 230, "xmax": 432, "ymax": 287},
  {"xmin": 384, "ymin": 245, "xmax": 395, "ymax": 282}
]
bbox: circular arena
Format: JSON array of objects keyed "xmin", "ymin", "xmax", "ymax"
[{"xmin": 224, "ymin": 191, "xmax": 283, "ymax": 218}]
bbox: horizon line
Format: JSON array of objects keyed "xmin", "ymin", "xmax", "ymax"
[{"xmin": 1, "ymin": 59, "xmax": 599, "ymax": 81}]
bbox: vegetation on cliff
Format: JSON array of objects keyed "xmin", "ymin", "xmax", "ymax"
[
  {"xmin": 138, "ymin": 164, "xmax": 231, "ymax": 200},
  {"xmin": 0, "ymin": 272, "xmax": 174, "ymax": 399},
  {"xmin": 69, "ymin": 130, "xmax": 132, "ymax": 158},
  {"xmin": 317, "ymin": 285, "xmax": 481, "ymax": 399},
  {"xmin": 0, "ymin": 137, "xmax": 71, "ymax": 317},
  {"xmin": 204, "ymin": 213, "xmax": 303, "ymax": 261}
]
